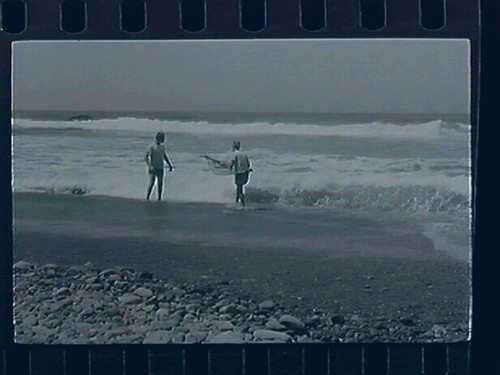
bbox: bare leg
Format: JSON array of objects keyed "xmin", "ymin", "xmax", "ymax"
[
  {"xmin": 236, "ymin": 185, "xmax": 245, "ymax": 206},
  {"xmin": 146, "ymin": 174, "xmax": 155, "ymax": 200},
  {"xmin": 157, "ymin": 177, "xmax": 163, "ymax": 201},
  {"xmin": 240, "ymin": 186, "xmax": 246, "ymax": 207}
]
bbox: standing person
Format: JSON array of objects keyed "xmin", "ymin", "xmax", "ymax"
[
  {"xmin": 230, "ymin": 141, "xmax": 252, "ymax": 207},
  {"xmin": 145, "ymin": 132, "xmax": 173, "ymax": 201}
]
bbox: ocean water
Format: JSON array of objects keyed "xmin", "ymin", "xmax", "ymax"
[{"xmin": 12, "ymin": 113, "xmax": 472, "ymax": 261}]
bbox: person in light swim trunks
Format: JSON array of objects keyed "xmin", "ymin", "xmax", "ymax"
[
  {"xmin": 145, "ymin": 132, "xmax": 174, "ymax": 201},
  {"xmin": 230, "ymin": 141, "xmax": 253, "ymax": 207}
]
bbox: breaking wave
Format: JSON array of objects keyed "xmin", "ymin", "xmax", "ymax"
[
  {"xmin": 20, "ymin": 181, "xmax": 469, "ymax": 219},
  {"xmin": 13, "ymin": 117, "xmax": 469, "ymax": 140},
  {"xmin": 247, "ymin": 185, "xmax": 469, "ymax": 217},
  {"xmin": 13, "ymin": 117, "xmax": 471, "ymax": 221}
]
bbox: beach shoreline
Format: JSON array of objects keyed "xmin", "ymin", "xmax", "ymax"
[{"xmin": 13, "ymin": 192, "xmax": 471, "ymax": 343}]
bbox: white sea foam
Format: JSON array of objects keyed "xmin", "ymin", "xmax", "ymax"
[
  {"xmin": 13, "ymin": 148, "xmax": 470, "ymax": 215},
  {"xmin": 13, "ymin": 117, "xmax": 469, "ymax": 140},
  {"xmin": 12, "ymin": 116, "xmax": 472, "ymax": 261},
  {"xmin": 12, "ymin": 117, "xmax": 471, "ymax": 218}
]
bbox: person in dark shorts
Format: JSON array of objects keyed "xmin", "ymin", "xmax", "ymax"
[
  {"xmin": 230, "ymin": 141, "xmax": 252, "ymax": 207},
  {"xmin": 145, "ymin": 132, "xmax": 174, "ymax": 201}
]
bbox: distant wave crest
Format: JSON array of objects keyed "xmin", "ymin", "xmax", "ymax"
[{"xmin": 14, "ymin": 117, "xmax": 469, "ymax": 140}]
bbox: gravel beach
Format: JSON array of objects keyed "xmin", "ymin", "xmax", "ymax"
[
  {"xmin": 13, "ymin": 258, "xmax": 470, "ymax": 344},
  {"xmin": 13, "ymin": 193, "xmax": 471, "ymax": 344}
]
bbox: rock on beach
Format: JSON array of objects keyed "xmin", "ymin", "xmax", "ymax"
[
  {"xmin": 119, "ymin": 294, "xmax": 143, "ymax": 305},
  {"xmin": 253, "ymin": 330, "xmax": 292, "ymax": 342},
  {"xmin": 279, "ymin": 315, "xmax": 306, "ymax": 331},
  {"xmin": 209, "ymin": 331, "xmax": 244, "ymax": 344},
  {"xmin": 13, "ymin": 261, "xmax": 469, "ymax": 344},
  {"xmin": 14, "ymin": 261, "xmax": 34, "ymax": 270},
  {"xmin": 134, "ymin": 287, "xmax": 154, "ymax": 298}
]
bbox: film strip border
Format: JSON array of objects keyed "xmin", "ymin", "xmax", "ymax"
[
  {"xmin": 0, "ymin": 0, "xmax": 484, "ymax": 374},
  {"xmin": 0, "ymin": 343, "xmax": 471, "ymax": 375},
  {"xmin": 0, "ymin": 0, "xmax": 479, "ymax": 38}
]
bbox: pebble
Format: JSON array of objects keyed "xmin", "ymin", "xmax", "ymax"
[
  {"xmin": 119, "ymin": 294, "xmax": 142, "ymax": 305},
  {"xmin": 265, "ymin": 318, "xmax": 286, "ymax": 331},
  {"xmin": 14, "ymin": 261, "xmax": 34, "ymax": 270},
  {"xmin": 432, "ymin": 325, "xmax": 447, "ymax": 338},
  {"xmin": 23, "ymin": 314, "xmax": 39, "ymax": 326},
  {"xmin": 106, "ymin": 275, "xmax": 121, "ymax": 282},
  {"xmin": 12, "ymin": 261, "xmax": 467, "ymax": 344},
  {"xmin": 99, "ymin": 269, "xmax": 116, "ymax": 277},
  {"xmin": 209, "ymin": 331, "xmax": 244, "ymax": 344},
  {"xmin": 183, "ymin": 313, "xmax": 196, "ymax": 322},
  {"xmin": 184, "ymin": 332, "xmax": 205, "ymax": 343},
  {"xmin": 171, "ymin": 332, "xmax": 185, "ymax": 344},
  {"xmin": 219, "ymin": 304, "xmax": 237, "ymax": 314},
  {"xmin": 400, "ymin": 318, "xmax": 416, "ymax": 327},
  {"xmin": 297, "ymin": 336, "xmax": 316, "ymax": 343},
  {"xmin": 279, "ymin": 315, "xmax": 305, "ymax": 331},
  {"xmin": 42, "ymin": 264, "xmax": 59, "ymax": 270},
  {"xmin": 214, "ymin": 320, "xmax": 235, "ymax": 331},
  {"xmin": 52, "ymin": 299, "xmax": 72, "ymax": 312},
  {"xmin": 143, "ymin": 330, "xmax": 173, "ymax": 344},
  {"xmin": 107, "ymin": 308, "xmax": 122, "ymax": 317},
  {"xmin": 155, "ymin": 308, "xmax": 170, "ymax": 320},
  {"xmin": 139, "ymin": 272, "xmax": 153, "ymax": 280},
  {"xmin": 79, "ymin": 308, "xmax": 94, "ymax": 318},
  {"xmin": 142, "ymin": 305, "xmax": 155, "ymax": 313},
  {"xmin": 214, "ymin": 298, "xmax": 231, "ymax": 309},
  {"xmin": 134, "ymin": 287, "xmax": 153, "ymax": 298},
  {"xmin": 152, "ymin": 320, "xmax": 178, "ymax": 331},
  {"xmin": 330, "ymin": 315, "xmax": 346, "ymax": 325},
  {"xmin": 374, "ymin": 322, "xmax": 388, "ymax": 330},
  {"xmin": 253, "ymin": 329, "xmax": 292, "ymax": 342},
  {"xmin": 258, "ymin": 300, "xmax": 275, "ymax": 310}
]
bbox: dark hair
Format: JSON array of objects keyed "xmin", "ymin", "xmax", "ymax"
[
  {"xmin": 233, "ymin": 141, "xmax": 241, "ymax": 150},
  {"xmin": 156, "ymin": 132, "xmax": 165, "ymax": 143}
]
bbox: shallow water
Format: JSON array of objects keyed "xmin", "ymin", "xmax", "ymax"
[
  {"xmin": 12, "ymin": 114, "xmax": 471, "ymax": 261},
  {"xmin": 14, "ymin": 193, "xmax": 464, "ymax": 262}
]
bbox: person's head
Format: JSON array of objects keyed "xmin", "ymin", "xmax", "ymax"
[
  {"xmin": 232, "ymin": 141, "xmax": 241, "ymax": 151},
  {"xmin": 155, "ymin": 132, "xmax": 165, "ymax": 144}
]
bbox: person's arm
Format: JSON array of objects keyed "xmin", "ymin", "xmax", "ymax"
[
  {"xmin": 164, "ymin": 153, "xmax": 174, "ymax": 171},
  {"xmin": 204, "ymin": 155, "xmax": 229, "ymax": 168},
  {"xmin": 145, "ymin": 148, "xmax": 152, "ymax": 169}
]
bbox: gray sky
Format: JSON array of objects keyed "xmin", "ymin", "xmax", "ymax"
[{"xmin": 13, "ymin": 39, "xmax": 470, "ymax": 114}]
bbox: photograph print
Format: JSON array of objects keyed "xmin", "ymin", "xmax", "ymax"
[{"xmin": 12, "ymin": 39, "xmax": 472, "ymax": 344}]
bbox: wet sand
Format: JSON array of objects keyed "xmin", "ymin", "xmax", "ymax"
[{"xmin": 13, "ymin": 193, "xmax": 471, "ymax": 341}]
